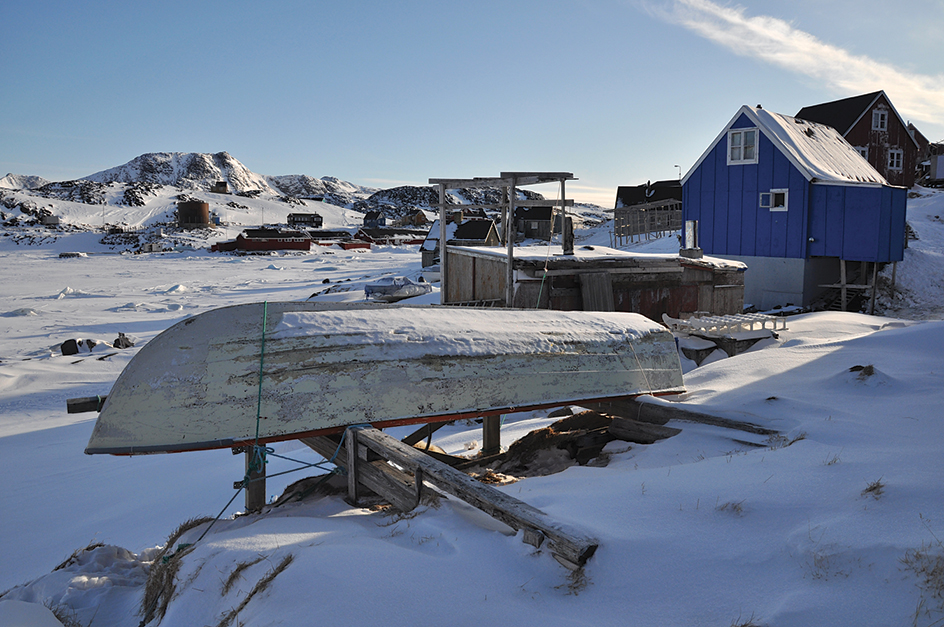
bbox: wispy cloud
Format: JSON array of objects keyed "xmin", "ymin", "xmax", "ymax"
[{"xmin": 644, "ymin": 0, "xmax": 944, "ymax": 125}]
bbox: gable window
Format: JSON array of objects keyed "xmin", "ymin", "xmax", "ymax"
[
  {"xmin": 728, "ymin": 128, "xmax": 758, "ymax": 165},
  {"xmin": 872, "ymin": 110, "xmax": 888, "ymax": 131},
  {"xmin": 856, "ymin": 146, "xmax": 869, "ymax": 160},
  {"xmin": 760, "ymin": 189, "xmax": 788, "ymax": 212},
  {"xmin": 888, "ymin": 148, "xmax": 903, "ymax": 170}
]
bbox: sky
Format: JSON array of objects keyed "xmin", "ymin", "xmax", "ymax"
[{"xmin": 2, "ymin": 0, "xmax": 943, "ymax": 206}]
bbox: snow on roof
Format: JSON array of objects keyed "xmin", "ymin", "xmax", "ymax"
[
  {"xmin": 452, "ymin": 244, "xmax": 746, "ymax": 270},
  {"xmin": 683, "ymin": 105, "xmax": 891, "ymax": 188},
  {"xmin": 751, "ymin": 107, "xmax": 890, "ymax": 186},
  {"xmin": 420, "ymin": 220, "xmax": 458, "ymax": 251}
]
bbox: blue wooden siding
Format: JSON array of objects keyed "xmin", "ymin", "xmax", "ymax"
[
  {"xmin": 807, "ymin": 185, "xmax": 905, "ymax": 261},
  {"xmin": 684, "ymin": 112, "xmax": 905, "ymax": 263},
  {"xmin": 684, "ymin": 113, "xmax": 809, "ymax": 259}
]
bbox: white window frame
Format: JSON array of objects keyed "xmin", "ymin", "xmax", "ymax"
[
  {"xmin": 888, "ymin": 148, "xmax": 903, "ymax": 171},
  {"xmin": 872, "ymin": 110, "xmax": 888, "ymax": 131},
  {"xmin": 727, "ymin": 128, "xmax": 758, "ymax": 165},
  {"xmin": 856, "ymin": 146, "xmax": 869, "ymax": 160},
  {"xmin": 760, "ymin": 189, "xmax": 789, "ymax": 212}
]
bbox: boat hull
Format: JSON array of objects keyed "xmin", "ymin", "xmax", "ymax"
[{"xmin": 85, "ymin": 303, "xmax": 684, "ymax": 455}]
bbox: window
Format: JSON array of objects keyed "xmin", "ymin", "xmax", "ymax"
[
  {"xmin": 872, "ymin": 110, "xmax": 888, "ymax": 131},
  {"xmin": 856, "ymin": 146, "xmax": 869, "ymax": 160},
  {"xmin": 888, "ymin": 148, "xmax": 903, "ymax": 170},
  {"xmin": 728, "ymin": 128, "xmax": 758, "ymax": 165},
  {"xmin": 760, "ymin": 189, "xmax": 788, "ymax": 212}
]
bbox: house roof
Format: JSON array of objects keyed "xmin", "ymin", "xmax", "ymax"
[
  {"xmin": 682, "ymin": 105, "xmax": 891, "ymax": 188},
  {"xmin": 363, "ymin": 210, "xmax": 384, "ymax": 220},
  {"xmin": 515, "ymin": 206, "xmax": 553, "ymax": 221},
  {"xmin": 242, "ymin": 228, "xmax": 310, "ymax": 239},
  {"xmin": 796, "ymin": 91, "xmax": 919, "ymax": 150},
  {"xmin": 453, "ymin": 219, "xmax": 497, "ymax": 241},
  {"xmin": 615, "ymin": 180, "xmax": 682, "ymax": 208}
]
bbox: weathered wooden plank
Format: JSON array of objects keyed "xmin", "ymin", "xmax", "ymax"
[
  {"xmin": 587, "ymin": 398, "xmax": 776, "ymax": 436},
  {"xmin": 580, "ymin": 272, "xmax": 615, "ymax": 312},
  {"xmin": 401, "ymin": 422, "xmax": 449, "ymax": 447},
  {"xmin": 608, "ymin": 416, "xmax": 682, "ymax": 444},
  {"xmin": 300, "ymin": 436, "xmax": 419, "ymax": 512},
  {"xmin": 353, "ymin": 427, "xmax": 599, "ymax": 566}
]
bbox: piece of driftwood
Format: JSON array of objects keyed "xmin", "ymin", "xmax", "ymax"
[
  {"xmin": 352, "ymin": 427, "xmax": 599, "ymax": 567},
  {"xmin": 587, "ymin": 397, "xmax": 776, "ymax": 436},
  {"xmin": 608, "ymin": 417, "xmax": 682, "ymax": 444}
]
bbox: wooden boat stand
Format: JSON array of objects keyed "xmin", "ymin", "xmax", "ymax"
[{"xmin": 301, "ymin": 426, "xmax": 599, "ymax": 569}]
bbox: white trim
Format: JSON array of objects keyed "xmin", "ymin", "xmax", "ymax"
[
  {"xmin": 888, "ymin": 148, "xmax": 903, "ymax": 171},
  {"xmin": 726, "ymin": 128, "xmax": 759, "ymax": 165},
  {"xmin": 872, "ymin": 109, "xmax": 888, "ymax": 131},
  {"xmin": 760, "ymin": 188, "xmax": 789, "ymax": 212},
  {"xmin": 856, "ymin": 146, "xmax": 869, "ymax": 160}
]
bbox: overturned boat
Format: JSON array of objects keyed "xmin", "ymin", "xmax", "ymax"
[{"xmin": 85, "ymin": 302, "xmax": 684, "ymax": 455}]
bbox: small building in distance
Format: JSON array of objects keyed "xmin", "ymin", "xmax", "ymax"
[
  {"xmin": 354, "ymin": 227, "xmax": 427, "ymax": 246},
  {"xmin": 287, "ymin": 212, "xmax": 324, "ymax": 228},
  {"xmin": 795, "ymin": 91, "xmax": 920, "ymax": 188},
  {"xmin": 515, "ymin": 206, "xmax": 554, "ymax": 240},
  {"xmin": 363, "ymin": 210, "xmax": 387, "ymax": 228},
  {"xmin": 210, "ymin": 228, "xmax": 312, "ymax": 253},
  {"xmin": 421, "ymin": 219, "xmax": 501, "ymax": 267},
  {"xmin": 610, "ymin": 180, "xmax": 682, "ymax": 246}
]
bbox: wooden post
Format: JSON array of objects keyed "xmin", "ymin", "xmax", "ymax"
[
  {"xmin": 840, "ymin": 259, "xmax": 847, "ymax": 311},
  {"xmin": 506, "ymin": 178, "xmax": 516, "ymax": 307},
  {"xmin": 482, "ymin": 415, "xmax": 501, "ymax": 456},
  {"xmin": 244, "ymin": 449, "xmax": 266, "ymax": 512},
  {"xmin": 346, "ymin": 426, "xmax": 360, "ymax": 505},
  {"xmin": 869, "ymin": 262, "xmax": 879, "ymax": 315},
  {"xmin": 438, "ymin": 183, "xmax": 447, "ymax": 305},
  {"xmin": 892, "ymin": 261, "xmax": 897, "ymax": 288}
]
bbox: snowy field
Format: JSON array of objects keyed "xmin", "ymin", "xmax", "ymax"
[{"xmin": 1, "ymin": 188, "xmax": 944, "ymax": 626}]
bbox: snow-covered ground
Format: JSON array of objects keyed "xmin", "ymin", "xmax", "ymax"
[{"xmin": 1, "ymin": 188, "xmax": 944, "ymax": 626}]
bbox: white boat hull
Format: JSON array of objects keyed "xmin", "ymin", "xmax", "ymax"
[{"xmin": 86, "ymin": 303, "xmax": 684, "ymax": 455}]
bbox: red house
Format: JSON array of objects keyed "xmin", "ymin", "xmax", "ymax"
[
  {"xmin": 211, "ymin": 228, "xmax": 311, "ymax": 252},
  {"xmin": 796, "ymin": 91, "xmax": 920, "ymax": 188}
]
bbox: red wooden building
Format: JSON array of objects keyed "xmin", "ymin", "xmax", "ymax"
[
  {"xmin": 796, "ymin": 91, "xmax": 920, "ymax": 188},
  {"xmin": 211, "ymin": 228, "xmax": 311, "ymax": 252}
]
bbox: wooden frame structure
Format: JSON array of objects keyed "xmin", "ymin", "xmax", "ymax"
[{"xmin": 428, "ymin": 172, "xmax": 577, "ymax": 308}]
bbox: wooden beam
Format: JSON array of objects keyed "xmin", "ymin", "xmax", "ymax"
[
  {"xmin": 608, "ymin": 417, "xmax": 681, "ymax": 444},
  {"xmin": 586, "ymin": 398, "xmax": 777, "ymax": 436},
  {"xmin": 66, "ymin": 395, "xmax": 107, "ymax": 413},
  {"xmin": 401, "ymin": 421, "xmax": 449, "ymax": 447},
  {"xmin": 352, "ymin": 427, "xmax": 599, "ymax": 567},
  {"xmin": 300, "ymin": 435, "xmax": 420, "ymax": 512},
  {"xmin": 482, "ymin": 416, "xmax": 501, "ymax": 456},
  {"xmin": 244, "ymin": 449, "xmax": 266, "ymax": 512}
]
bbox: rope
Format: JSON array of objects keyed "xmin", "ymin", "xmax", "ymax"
[{"xmin": 534, "ymin": 181, "xmax": 563, "ymax": 308}]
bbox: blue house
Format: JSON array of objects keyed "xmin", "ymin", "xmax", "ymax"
[{"xmin": 682, "ymin": 105, "xmax": 907, "ymax": 310}]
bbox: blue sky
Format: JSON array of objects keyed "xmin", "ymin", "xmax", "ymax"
[{"xmin": 3, "ymin": 0, "xmax": 942, "ymax": 205}]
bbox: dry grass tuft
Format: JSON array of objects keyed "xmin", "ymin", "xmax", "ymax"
[
  {"xmin": 44, "ymin": 600, "xmax": 85, "ymax": 627},
  {"xmin": 54, "ymin": 541, "xmax": 106, "ymax": 572},
  {"xmin": 222, "ymin": 556, "xmax": 266, "ymax": 596},
  {"xmin": 716, "ymin": 500, "xmax": 746, "ymax": 516},
  {"xmin": 730, "ymin": 612, "xmax": 765, "ymax": 627},
  {"xmin": 216, "ymin": 554, "xmax": 294, "ymax": 627},
  {"xmin": 862, "ymin": 478, "xmax": 885, "ymax": 499},
  {"xmin": 140, "ymin": 516, "xmax": 213, "ymax": 625}
]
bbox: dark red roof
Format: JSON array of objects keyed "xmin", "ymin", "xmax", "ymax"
[{"xmin": 795, "ymin": 91, "xmax": 883, "ymax": 135}]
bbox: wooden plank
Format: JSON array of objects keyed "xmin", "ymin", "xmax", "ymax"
[
  {"xmin": 401, "ymin": 421, "xmax": 449, "ymax": 447},
  {"xmin": 66, "ymin": 395, "xmax": 107, "ymax": 413},
  {"xmin": 300, "ymin": 436, "xmax": 419, "ymax": 512},
  {"xmin": 353, "ymin": 427, "xmax": 599, "ymax": 566},
  {"xmin": 482, "ymin": 415, "xmax": 501, "ymax": 456},
  {"xmin": 580, "ymin": 272, "xmax": 615, "ymax": 311},
  {"xmin": 586, "ymin": 398, "xmax": 776, "ymax": 436},
  {"xmin": 608, "ymin": 416, "xmax": 682, "ymax": 444}
]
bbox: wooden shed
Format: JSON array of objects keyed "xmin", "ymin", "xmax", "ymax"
[
  {"xmin": 682, "ymin": 105, "xmax": 907, "ymax": 311},
  {"xmin": 443, "ymin": 244, "xmax": 745, "ymax": 320}
]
